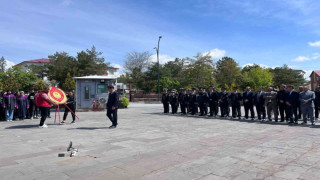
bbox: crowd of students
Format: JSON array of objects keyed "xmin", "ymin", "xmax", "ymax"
[
  {"xmin": 161, "ymin": 85, "xmax": 320, "ymax": 125},
  {"xmin": 0, "ymin": 89, "xmax": 76, "ymax": 124}
]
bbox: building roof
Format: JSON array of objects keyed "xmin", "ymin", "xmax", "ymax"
[
  {"xmin": 73, "ymin": 75, "xmax": 118, "ymax": 80},
  {"xmin": 15, "ymin": 58, "xmax": 51, "ymax": 67},
  {"xmin": 310, "ymin": 70, "xmax": 320, "ymax": 77}
]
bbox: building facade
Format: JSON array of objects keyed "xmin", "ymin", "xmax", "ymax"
[
  {"xmin": 310, "ymin": 70, "xmax": 320, "ymax": 91},
  {"xmin": 74, "ymin": 75, "xmax": 118, "ymax": 109}
]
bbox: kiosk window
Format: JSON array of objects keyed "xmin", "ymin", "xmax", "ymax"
[
  {"xmin": 84, "ymin": 86, "xmax": 90, "ymax": 100},
  {"xmin": 97, "ymin": 84, "xmax": 108, "ymax": 94}
]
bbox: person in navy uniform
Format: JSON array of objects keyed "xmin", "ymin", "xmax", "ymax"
[
  {"xmin": 161, "ymin": 88, "xmax": 170, "ymax": 113},
  {"xmin": 178, "ymin": 88, "xmax": 187, "ymax": 114},
  {"xmin": 197, "ymin": 88, "xmax": 208, "ymax": 116},
  {"xmin": 208, "ymin": 87, "xmax": 219, "ymax": 117},
  {"xmin": 254, "ymin": 87, "xmax": 266, "ymax": 121},
  {"xmin": 243, "ymin": 86, "xmax": 255, "ymax": 120},
  {"xmin": 169, "ymin": 89, "xmax": 179, "ymax": 114},
  {"xmin": 185, "ymin": 89, "xmax": 191, "ymax": 114},
  {"xmin": 219, "ymin": 87, "xmax": 230, "ymax": 118},
  {"xmin": 277, "ymin": 84, "xmax": 288, "ymax": 122},
  {"xmin": 190, "ymin": 88, "xmax": 198, "ymax": 115},
  {"xmin": 229, "ymin": 87, "xmax": 242, "ymax": 119},
  {"xmin": 106, "ymin": 85, "xmax": 119, "ymax": 129},
  {"xmin": 285, "ymin": 85, "xmax": 300, "ymax": 124}
]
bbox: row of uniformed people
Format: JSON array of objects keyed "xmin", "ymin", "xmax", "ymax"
[{"xmin": 161, "ymin": 85, "xmax": 320, "ymax": 125}]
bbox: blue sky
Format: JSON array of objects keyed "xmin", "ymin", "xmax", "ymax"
[{"xmin": 1, "ymin": 0, "xmax": 320, "ymax": 78}]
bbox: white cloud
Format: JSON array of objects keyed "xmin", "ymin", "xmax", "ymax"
[
  {"xmin": 304, "ymin": 70, "xmax": 313, "ymax": 79},
  {"xmin": 60, "ymin": 0, "xmax": 73, "ymax": 7},
  {"xmin": 149, "ymin": 54, "xmax": 175, "ymax": 64},
  {"xmin": 4, "ymin": 60, "xmax": 15, "ymax": 70},
  {"xmin": 292, "ymin": 56, "xmax": 310, "ymax": 62},
  {"xmin": 201, "ymin": 48, "xmax": 226, "ymax": 59},
  {"xmin": 110, "ymin": 63, "xmax": 124, "ymax": 77},
  {"xmin": 292, "ymin": 53, "xmax": 320, "ymax": 62},
  {"xmin": 308, "ymin": 41, "xmax": 320, "ymax": 47}
]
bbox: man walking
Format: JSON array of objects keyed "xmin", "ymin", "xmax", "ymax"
[
  {"xmin": 106, "ymin": 85, "xmax": 119, "ymax": 129},
  {"xmin": 299, "ymin": 86, "xmax": 316, "ymax": 125},
  {"xmin": 3, "ymin": 90, "xmax": 16, "ymax": 121},
  {"xmin": 286, "ymin": 85, "xmax": 299, "ymax": 124},
  {"xmin": 229, "ymin": 87, "xmax": 242, "ymax": 119},
  {"xmin": 254, "ymin": 87, "xmax": 266, "ymax": 121},
  {"xmin": 264, "ymin": 87, "xmax": 278, "ymax": 122},
  {"xmin": 243, "ymin": 86, "xmax": 255, "ymax": 120}
]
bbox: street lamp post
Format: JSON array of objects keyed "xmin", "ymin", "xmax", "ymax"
[{"xmin": 154, "ymin": 36, "xmax": 162, "ymax": 101}]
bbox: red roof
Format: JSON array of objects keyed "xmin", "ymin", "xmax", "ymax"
[
  {"xmin": 24, "ymin": 58, "xmax": 50, "ymax": 63},
  {"xmin": 15, "ymin": 58, "xmax": 51, "ymax": 67},
  {"xmin": 310, "ymin": 70, "xmax": 320, "ymax": 77}
]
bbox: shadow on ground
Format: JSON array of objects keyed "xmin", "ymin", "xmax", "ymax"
[
  {"xmin": 5, "ymin": 125, "xmax": 39, "ymax": 129},
  {"xmin": 68, "ymin": 127, "xmax": 109, "ymax": 130}
]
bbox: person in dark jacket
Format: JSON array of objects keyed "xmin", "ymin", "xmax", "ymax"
[
  {"xmin": 178, "ymin": 88, "xmax": 187, "ymax": 114},
  {"xmin": 286, "ymin": 85, "xmax": 300, "ymax": 124},
  {"xmin": 277, "ymin": 84, "xmax": 288, "ymax": 122},
  {"xmin": 229, "ymin": 87, "xmax": 242, "ymax": 119},
  {"xmin": 28, "ymin": 90, "xmax": 36, "ymax": 120},
  {"xmin": 62, "ymin": 91, "xmax": 76, "ymax": 124},
  {"xmin": 169, "ymin": 90, "xmax": 179, "ymax": 114},
  {"xmin": 208, "ymin": 87, "xmax": 219, "ymax": 117},
  {"xmin": 243, "ymin": 86, "xmax": 255, "ymax": 120},
  {"xmin": 254, "ymin": 87, "xmax": 266, "ymax": 121},
  {"xmin": 106, "ymin": 85, "xmax": 119, "ymax": 129},
  {"xmin": 3, "ymin": 90, "xmax": 16, "ymax": 121},
  {"xmin": 185, "ymin": 89, "xmax": 191, "ymax": 114},
  {"xmin": 314, "ymin": 87, "xmax": 320, "ymax": 120},
  {"xmin": 161, "ymin": 88, "xmax": 170, "ymax": 113},
  {"xmin": 197, "ymin": 88, "xmax": 209, "ymax": 116},
  {"xmin": 219, "ymin": 87, "xmax": 230, "ymax": 118},
  {"xmin": 190, "ymin": 88, "xmax": 198, "ymax": 115},
  {"xmin": 0, "ymin": 91, "xmax": 4, "ymax": 121}
]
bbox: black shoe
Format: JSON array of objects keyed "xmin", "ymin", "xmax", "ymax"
[
  {"xmin": 312, "ymin": 123, "xmax": 315, "ymax": 126},
  {"xmin": 109, "ymin": 125, "xmax": 116, "ymax": 129},
  {"xmin": 288, "ymin": 122, "xmax": 294, "ymax": 124},
  {"xmin": 280, "ymin": 120, "xmax": 284, "ymax": 122},
  {"xmin": 71, "ymin": 120, "xmax": 75, "ymax": 124},
  {"xmin": 294, "ymin": 122, "xmax": 298, "ymax": 124}
]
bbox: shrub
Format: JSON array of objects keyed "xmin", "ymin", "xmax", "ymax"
[{"xmin": 119, "ymin": 96, "xmax": 129, "ymax": 108}]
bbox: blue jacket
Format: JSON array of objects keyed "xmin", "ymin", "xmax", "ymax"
[
  {"xmin": 107, "ymin": 91, "xmax": 119, "ymax": 109},
  {"xmin": 243, "ymin": 91, "xmax": 255, "ymax": 105},
  {"xmin": 254, "ymin": 92, "xmax": 265, "ymax": 106}
]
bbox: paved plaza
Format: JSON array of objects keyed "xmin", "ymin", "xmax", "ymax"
[{"xmin": 1, "ymin": 104, "xmax": 320, "ymax": 180}]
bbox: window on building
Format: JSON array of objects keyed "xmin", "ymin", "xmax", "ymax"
[
  {"xmin": 97, "ymin": 84, "xmax": 108, "ymax": 94},
  {"xmin": 84, "ymin": 86, "xmax": 90, "ymax": 100}
]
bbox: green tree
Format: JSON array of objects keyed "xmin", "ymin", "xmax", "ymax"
[
  {"xmin": 0, "ymin": 56, "xmax": 6, "ymax": 73},
  {"xmin": 269, "ymin": 65, "xmax": 306, "ymax": 87},
  {"xmin": 241, "ymin": 67, "xmax": 273, "ymax": 91},
  {"xmin": 215, "ymin": 57, "xmax": 242, "ymax": 88},
  {"xmin": 62, "ymin": 72, "xmax": 76, "ymax": 91},
  {"xmin": 184, "ymin": 54, "xmax": 216, "ymax": 88},
  {"xmin": 28, "ymin": 64, "xmax": 49, "ymax": 80},
  {"xmin": 33, "ymin": 80, "xmax": 46, "ymax": 90},
  {"xmin": 48, "ymin": 52, "xmax": 78, "ymax": 86},
  {"xmin": 160, "ymin": 77, "xmax": 181, "ymax": 91},
  {"xmin": 2, "ymin": 72, "xmax": 21, "ymax": 91},
  {"xmin": 6, "ymin": 67, "xmax": 39, "ymax": 90},
  {"xmin": 77, "ymin": 46, "xmax": 109, "ymax": 76}
]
